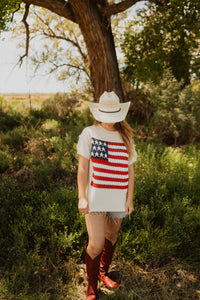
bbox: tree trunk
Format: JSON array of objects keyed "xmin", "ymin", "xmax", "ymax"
[{"xmin": 70, "ymin": 0, "xmax": 124, "ymax": 102}]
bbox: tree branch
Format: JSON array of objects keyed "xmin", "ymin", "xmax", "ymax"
[
  {"xmin": 49, "ymin": 62, "xmax": 87, "ymax": 74},
  {"xmin": 151, "ymin": 0, "xmax": 168, "ymax": 6},
  {"xmin": 72, "ymin": 31, "xmax": 88, "ymax": 62},
  {"xmin": 33, "ymin": 11, "xmax": 87, "ymax": 62},
  {"xmin": 33, "ymin": 58, "xmax": 90, "ymax": 80},
  {"xmin": 33, "ymin": 11, "xmax": 56, "ymax": 37},
  {"xmin": 23, "ymin": 0, "xmax": 76, "ymax": 23},
  {"xmin": 11, "ymin": 4, "xmax": 21, "ymax": 22},
  {"xmin": 105, "ymin": 0, "xmax": 144, "ymax": 16},
  {"xmin": 49, "ymin": 58, "xmax": 90, "ymax": 79},
  {"xmin": 43, "ymin": 31, "xmax": 86, "ymax": 60},
  {"xmin": 18, "ymin": 4, "xmax": 30, "ymax": 66}
]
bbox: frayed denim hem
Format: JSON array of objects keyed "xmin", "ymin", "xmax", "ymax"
[{"xmin": 82, "ymin": 211, "xmax": 126, "ymax": 219}]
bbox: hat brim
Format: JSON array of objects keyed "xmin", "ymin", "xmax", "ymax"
[{"xmin": 87, "ymin": 101, "xmax": 130, "ymax": 123}]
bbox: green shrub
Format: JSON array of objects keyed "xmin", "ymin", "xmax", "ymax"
[
  {"xmin": 41, "ymin": 119, "xmax": 60, "ymax": 137},
  {"xmin": 147, "ymin": 73, "xmax": 200, "ymax": 145},
  {"xmin": 32, "ymin": 161, "xmax": 53, "ymax": 188},
  {"xmin": 1, "ymin": 126, "xmax": 27, "ymax": 150},
  {"xmin": 0, "ymin": 96, "xmax": 5, "ymax": 110},
  {"xmin": 0, "ymin": 178, "xmax": 86, "ymax": 297},
  {"xmin": 0, "ymin": 92, "xmax": 200, "ymax": 298},
  {"xmin": 41, "ymin": 93, "xmax": 80, "ymax": 118},
  {"xmin": 119, "ymin": 141, "xmax": 200, "ymax": 265},
  {"xmin": 0, "ymin": 110, "xmax": 22, "ymax": 132},
  {"xmin": 0, "ymin": 150, "xmax": 10, "ymax": 172},
  {"xmin": 29, "ymin": 107, "xmax": 52, "ymax": 122}
]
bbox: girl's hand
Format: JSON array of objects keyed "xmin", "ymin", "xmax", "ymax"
[
  {"xmin": 78, "ymin": 197, "xmax": 89, "ymax": 214},
  {"xmin": 125, "ymin": 200, "xmax": 134, "ymax": 215}
]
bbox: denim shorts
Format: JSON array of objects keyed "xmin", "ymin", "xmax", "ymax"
[
  {"xmin": 83, "ymin": 211, "xmax": 126, "ymax": 219},
  {"xmin": 106, "ymin": 211, "xmax": 126, "ymax": 219}
]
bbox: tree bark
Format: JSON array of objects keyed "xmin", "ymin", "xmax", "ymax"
[
  {"xmin": 24, "ymin": 0, "xmax": 144, "ymax": 102},
  {"xmin": 21, "ymin": 0, "xmax": 165, "ymax": 102},
  {"xmin": 69, "ymin": 0, "xmax": 124, "ymax": 102},
  {"xmin": 24, "ymin": 0, "xmax": 76, "ymax": 22}
]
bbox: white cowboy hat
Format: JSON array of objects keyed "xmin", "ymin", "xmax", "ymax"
[{"xmin": 87, "ymin": 91, "xmax": 130, "ymax": 123}]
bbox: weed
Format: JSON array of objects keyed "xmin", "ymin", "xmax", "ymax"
[{"xmin": 0, "ymin": 93, "xmax": 200, "ymax": 298}]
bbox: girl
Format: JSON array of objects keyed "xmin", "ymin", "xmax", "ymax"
[{"xmin": 77, "ymin": 91, "xmax": 137, "ymax": 300}]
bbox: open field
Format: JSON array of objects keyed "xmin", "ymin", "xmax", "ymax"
[{"xmin": 1, "ymin": 93, "xmax": 53, "ymax": 110}]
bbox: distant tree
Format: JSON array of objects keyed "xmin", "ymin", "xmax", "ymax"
[
  {"xmin": 0, "ymin": 0, "xmax": 167, "ymax": 101},
  {"xmin": 122, "ymin": 0, "xmax": 200, "ymax": 87}
]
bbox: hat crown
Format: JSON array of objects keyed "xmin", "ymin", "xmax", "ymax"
[
  {"xmin": 99, "ymin": 91, "xmax": 120, "ymax": 112},
  {"xmin": 87, "ymin": 90, "xmax": 130, "ymax": 123}
]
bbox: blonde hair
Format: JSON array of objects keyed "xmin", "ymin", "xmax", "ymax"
[{"xmin": 94, "ymin": 120, "xmax": 135, "ymax": 160}]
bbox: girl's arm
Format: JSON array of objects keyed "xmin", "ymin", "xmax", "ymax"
[
  {"xmin": 125, "ymin": 164, "xmax": 135, "ymax": 215},
  {"xmin": 77, "ymin": 155, "xmax": 90, "ymax": 214}
]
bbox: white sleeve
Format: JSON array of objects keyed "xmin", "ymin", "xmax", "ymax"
[
  {"xmin": 128, "ymin": 145, "xmax": 137, "ymax": 165},
  {"xmin": 77, "ymin": 128, "xmax": 91, "ymax": 160}
]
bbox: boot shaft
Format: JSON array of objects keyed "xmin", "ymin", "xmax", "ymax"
[
  {"xmin": 85, "ymin": 246, "xmax": 101, "ymax": 298},
  {"xmin": 99, "ymin": 238, "xmax": 117, "ymax": 275},
  {"xmin": 99, "ymin": 238, "xmax": 119, "ymax": 289}
]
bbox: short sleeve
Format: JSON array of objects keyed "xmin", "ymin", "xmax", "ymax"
[
  {"xmin": 128, "ymin": 145, "xmax": 137, "ymax": 165},
  {"xmin": 77, "ymin": 128, "xmax": 91, "ymax": 160}
]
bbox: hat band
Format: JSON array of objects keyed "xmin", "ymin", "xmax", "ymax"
[{"xmin": 98, "ymin": 108, "xmax": 121, "ymax": 114}]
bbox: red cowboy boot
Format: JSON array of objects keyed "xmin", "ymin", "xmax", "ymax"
[
  {"xmin": 85, "ymin": 246, "xmax": 101, "ymax": 300},
  {"xmin": 99, "ymin": 238, "xmax": 119, "ymax": 289}
]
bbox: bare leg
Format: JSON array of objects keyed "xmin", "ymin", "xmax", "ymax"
[
  {"xmin": 85, "ymin": 213, "xmax": 106, "ymax": 259},
  {"xmin": 99, "ymin": 217, "xmax": 123, "ymax": 289},
  {"xmin": 105, "ymin": 217, "xmax": 123, "ymax": 245}
]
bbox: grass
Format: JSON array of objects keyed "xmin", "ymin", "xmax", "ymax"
[
  {"xmin": 65, "ymin": 260, "xmax": 200, "ymax": 299},
  {"xmin": 0, "ymin": 93, "xmax": 200, "ymax": 299},
  {"xmin": 1, "ymin": 93, "xmax": 53, "ymax": 111},
  {"xmin": 1, "ymin": 259, "xmax": 199, "ymax": 299},
  {"xmin": 100, "ymin": 262, "xmax": 200, "ymax": 300}
]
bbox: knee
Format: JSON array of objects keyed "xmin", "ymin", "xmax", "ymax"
[
  {"xmin": 87, "ymin": 241, "xmax": 104, "ymax": 258},
  {"xmin": 105, "ymin": 233, "xmax": 118, "ymax": 245}
]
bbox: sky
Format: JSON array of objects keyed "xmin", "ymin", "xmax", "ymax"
[
  {"xmin": 0, "ymin": 1, "xmax": 146, "ymax": 94},
  {"xmin": 0, "ymin": 33, "xmax": 70, "ymax": 94}
]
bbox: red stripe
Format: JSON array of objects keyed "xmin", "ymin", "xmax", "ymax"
[
  {"xmin": 108, "ymin": 141, "xmax": 125, "ymax": 146},
  {"xmin": 91, "ymin": 158, "xmax": 128, "ymax": 168},
  {"xmin": 91, "ymin": 181, "xmax": 128, "ymax": 189},
  {"xmin": 93, "ymin": 167, "xmax": 129, "ymax": 175},
  {"xmin": 108, "ymin": 148, "xmax": 128, "ymax": 153},
  {"xmin": 93, "ymin": 174, "xmax": 128, "ymax": 182},
  {"xmin": 109, "ymin": 154, "xmax": 128, "ymax": 161}
]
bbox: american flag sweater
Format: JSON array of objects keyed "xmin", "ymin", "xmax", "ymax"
[{"xmin": 77, "ymin": 125, "xmax": 137, "ymax": 212}]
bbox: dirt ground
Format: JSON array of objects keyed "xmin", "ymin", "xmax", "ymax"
[{"xmin": 74, "ymin": 260, "xmax": 200, "ymax": 300}]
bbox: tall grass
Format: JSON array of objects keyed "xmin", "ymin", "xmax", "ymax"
[
  {"xmin": 119, "ymin": 142, "xmax": 200, "ymax": 265},
  {"xmin": 0, "ymin": 93, "xmax": 200, "ymax": 298}
]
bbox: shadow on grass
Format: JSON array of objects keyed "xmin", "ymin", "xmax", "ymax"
[{"xmin": 77, "ymin": 261, "xmax": 200, "ymax": 300}]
